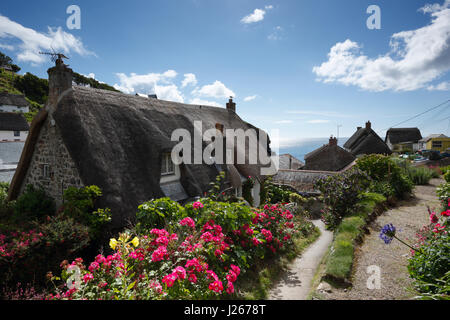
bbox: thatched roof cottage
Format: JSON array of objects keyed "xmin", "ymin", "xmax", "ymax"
[
  {"xmin": 0, "ymin": 92, "xmax": 30, "ymax": 113},
  {"xmin": 344, "ymin": 121, "xmax": 392, "ymax": 156},
  {"xmin": 8, "ymin": 61, "xmax": 271, "ymax": 228},
  {"xmin": 0, "ymin": 112, "xmax": 29, "ymax": 142},
  {"xmin": 303, "ymin": 137, "xmax": 355, "ymax": 171},
  {"xmin": 385, "ymin": 128, "xmax": 422, "ymax": 152}
]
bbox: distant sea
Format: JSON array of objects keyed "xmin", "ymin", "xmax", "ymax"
[{"xmin": 278, "ymin": 137, "xmax": 350, "ymax": 162}]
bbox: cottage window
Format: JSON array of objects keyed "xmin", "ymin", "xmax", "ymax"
[
  {"xmin": 14, "ymin": 131, "xmax": 20, "ymax": 137},
  {"xmin": 43, "ymin": 164, "xmax": 51, "ymax": 179},
  {"xmin": 161, "ymin": 153, "xmax": 175, "ymax": 176},
  {"xmin": 432, "ymin": 141, "xmax": 442, "ymax": 148}
]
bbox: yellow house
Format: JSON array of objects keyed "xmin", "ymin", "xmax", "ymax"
[{"xmin": 419, "ymin": 134, "xmax": 450, "ymax": 152}]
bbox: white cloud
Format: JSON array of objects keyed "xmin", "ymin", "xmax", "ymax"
[
  {"xmin": 0, "ymin": 14, "xmax": 94, "ymax": 65},
  {"xmin": 192, "ymin": 80, "xmax": 235, "ymax": 99},
  {"xmin": 241, "ymin": 6, "xmax": 272, "ymax": 24},
  {"xmin": 0, "ymin": 43, "xmax": 14, "ymax": 51},
  {"xmin": 113, "ymin": 70, "xmax": 183, "ymax": 102},
  {"xmin": 189, "ymin": 98, "xmax": 223, "ymax": 108},
  {"xmin": 307, "ymin": 120, "xmax": 330, "ymax": 124},
  {"xmin": 275, "ymin": 120, "xmax": 293, "ymax": 124},
  {"xmin": 181, "ymin": 73, "xmax": 197, "ymax": 88},
  {"xmin": 244, "ymin": 95, "xmax": 257, "ymax": 102},
  {"xmin": 427, "ymin": 81, "xmax": 450, "ymax": 91},
  {"xmin": 313, "ymin": 3, "xmax": 450, "ymax": 92}
]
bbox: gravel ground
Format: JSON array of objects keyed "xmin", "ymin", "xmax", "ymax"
[{"xmin": 316, "ymin": 178, "xmax": 444, "ymax": 300}]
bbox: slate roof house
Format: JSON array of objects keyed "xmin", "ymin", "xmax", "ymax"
[
  {"xmin": 303, "ymin": 137, "xmax": 356, "ymax": 171},
  {"xmin": 385, "ymin": 128, "xmax": 422, "ymax": 152},
  {"xmin": 8, "ymin": 61, "xmax": 272, "ymax": 228},
  {"xmin": 344, "ymin": 121, "xmax": 392, "ymax": 156},
  {"xmin": 0, "ymin": 92, "xmax": 30, "ymax": 113},
  {"xmin": 278, "ymin": 154, "xmax": 304, "ymax": 170},
  {"xmin": 0, "ymin": 112, "xmax": 29, "ymax": 142}
]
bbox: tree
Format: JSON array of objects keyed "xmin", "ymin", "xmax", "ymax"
[
  {"xmin": 0, "ymin": 51, "xmax": 13, "ymax": 66},
  {"xmin": 14, "ymin": 73, "xmax": 49, "ymax": 104}
]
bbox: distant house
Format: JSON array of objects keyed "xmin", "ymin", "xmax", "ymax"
[
  {"xmin": 385, "ymin": 128, "xmax": 422, "ymax": 152},
  {"xmin": 0, "ymin": 92, "xmax": 30, "ymax": 113},
  {"xmin": 344, "ymin": 121, "xmax": 392, "ymax": 156},
  {"xmin": 0, "ymin": 112, "xmax": 29, "ymax": 142},
  {"xmin": 8, "ymin": 61, "xmax": 272, "ymax": 228},
  {"xmin": 278, "ymin": 154, "xmax": 304, "ymax": 170},
  {"xmin": 419, "ymin": 134, "xmax": 450, "ymax": 153},
  {"xmin": 303, "ymin": 137, "xmax": 355, "ymax": 172}
]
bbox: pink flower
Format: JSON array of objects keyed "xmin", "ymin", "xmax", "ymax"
[
  {"xmin": 226, "ymin": 271, "xmax": 237, "ymax": 283},
  {"xmin": 88, "ymin": 261, "xmax": 99, "ymax": 272},
  {"xmin": 151, "ymin": 246, "xmax": 167, "ymax": 262},
  {"xmin": 226, "ymin": 281, "xmax": 234, "ymax": 294},
  {"xmin": 173, "ymin": 266, "xmax": 187, "ymax": 280},
  {"xmin": 156, "ymin": 236, "xmax": 169, "ymax": 247},
  {"xmin": 430, "ymin": 212, "xmax": 439, "ymax": 223},
  {"xmin": 83, "ymin": 273, "xmax": 93, "ymax": 283},
  {"xmin": 162, "ymin": 273, "xmax": 177, "ymax": 288},
  {"xmin": 188, "ymin": 273, "xmax": 197, "ymax": 283},
  {"xmin": 206, "ymin": 270, "xmax": 219, "ymax": 281},
  {"xmin": 230, "ymin": 265, "xmax": 240, "ymax": 276},
  {"xmin": 193, "ymin": 201, "xmax": 204, "ymax": 209},
  {"xmin": 209, "ymin": 280, "xmax": 223, "ymax": 293},
  {"xmin": 179, "ymin": 217, "xmax": 196, "ymax": 228},
  {"xmin": 200, "ymin": 232, "xmax": 213, "ymax": 242},
  {"xmin": 252, "ymin": 237, "xmax": 261, "ymax": 246}
]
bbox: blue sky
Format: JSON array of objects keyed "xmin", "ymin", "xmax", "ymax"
[{"xmin": 1, "ymin": 0, "xmax": 449, "ymax": 146}]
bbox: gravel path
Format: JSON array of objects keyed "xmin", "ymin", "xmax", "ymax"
[
  {"xmin": 316, "ymin": 178, "xmax": 444, "ymax": 300},
  {"xmin": 268, "ymin": 220, "xmax": 333, "ymax": 300}
]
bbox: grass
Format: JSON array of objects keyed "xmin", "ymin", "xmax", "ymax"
[
  {"xmin": 322, "ymin": 192, "xmax": 386, "ymax": 286},
  {"xmin": 237, "ymin": 225, "xmax": 321, "ymax": 300}
]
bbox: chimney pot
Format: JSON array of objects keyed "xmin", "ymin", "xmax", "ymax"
[
  {"xmin": 366, "ymin": 121, "xmax": 371, "ymax": 130},
  {"xmin": 329, "ymin": 136, "xmax": 337, "ymax": 146},
  {"xmin": 226, "ymin": 97, "xmax": 236, "ymax": 113},
  {"xmin": 47, "ymin": 61, "xmax": 73, "ymax": 111}
]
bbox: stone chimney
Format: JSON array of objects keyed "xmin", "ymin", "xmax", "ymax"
[
  {"xmin": 366, "ymin": 121, "xmax": 371, "ymax": 130},
  {"xmin": 329, "ymin": 136, "xmax": 337, "ymax": 146},
  {"xmin": 47, "ymin": 59, "xmax": 73, "ymax": 111},
  {"xmin": 226, "ymin": 97, "xmax": 236, "ymax": 113}
]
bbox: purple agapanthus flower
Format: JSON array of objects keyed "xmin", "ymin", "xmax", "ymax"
[{"xmin": 380, "ymin": 224, "xmax": 396, "ymax": 244}]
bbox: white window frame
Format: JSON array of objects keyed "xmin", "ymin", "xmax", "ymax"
[{"xmin": 161, "ymin": 153, "xmax": 175, "ymax": 176}]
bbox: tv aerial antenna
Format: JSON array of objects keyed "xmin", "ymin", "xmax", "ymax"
[{"xmin": 38, "ymin": 49, "xmax": 69, "ymax": 65}]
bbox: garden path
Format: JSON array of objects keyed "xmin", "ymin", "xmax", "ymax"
[
  {"xmin": 267, "ymin": 219, "xmax": 333, "ymax": 300},
  {"xmin": 315, "ymin": 178, "xmax": 444, "ymax": 300}
]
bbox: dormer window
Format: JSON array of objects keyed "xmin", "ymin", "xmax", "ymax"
[{"xmin": 161, "ymin": 153, "xmax": 175, "ymax": 176}]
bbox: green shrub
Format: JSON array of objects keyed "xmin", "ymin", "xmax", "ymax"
[
  {"xmin": 13, "ymin": 185, "xmax": 55, "ymax": 224},
  {"xmin": 356, "ymin": 155, "xmax": 413, "ymax": 198},
  {"xmin": 315, "ymin": 168, "xmax": 371, "ymax": 229},
  {"xmin": 136, "ymin": 197, "xmax": 185, "ymax": 231},
  {"xmin": 444, "ymin": 171, "xmax": 450, "ymax": 183},
  {"xmin": 406, "ymin": 166, "xmax": 434, "ymax": 185},
  {"xmin": 260, "ymin": 177, "xmax": 293, "ymax": 205},
  {"xmin": 408, "ymin": 231, "xmax": 450, "ymax": 294},
  {"xmin": 436, "ymin": 183, "xmax": 450, "ymax": 211},
  {"xmin": 62, "ymin": 185, "xmax": 111, "ymax": 239}
]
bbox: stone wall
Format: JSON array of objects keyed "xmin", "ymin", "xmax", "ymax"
[{"xmin": 19, "ymin": 115, "xmax": 83, "ymax": 206}]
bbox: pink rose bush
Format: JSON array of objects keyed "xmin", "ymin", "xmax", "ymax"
[{"xmin": 46, "ymin": 199, "xmax": 312, "ymax": 300}]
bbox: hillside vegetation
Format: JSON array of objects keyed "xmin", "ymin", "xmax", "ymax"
[{"xmin": 0, "ymin": 51, "xmax": 119, "ymax": 122}]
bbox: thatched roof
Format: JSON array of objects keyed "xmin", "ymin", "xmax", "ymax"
[
  {"xmin": 10, "ymin": 84, "xmax": 270, "ymax": 228},
  {"xmin": 385, "ymin": 128, "xmax": 422, "ymax": 144},
  {"xmin": 0, "ymin": 92, "xmax": 30, "ymax": 108},
  {"xmin": 303, "ymin": 143, "xmax": 355, "ymax": 172},
  {"xmin": 0, "ymin": 112, "xmax": 29, "ymax": 131},
  {"xmin": 344, "ymin": 125, "xmax": 391, "ymax": 156}
]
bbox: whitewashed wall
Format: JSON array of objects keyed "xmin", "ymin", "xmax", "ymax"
[
  {"xmin": 0, "ymin": 105, "xmax": 29, "ymax": 113},
  {"xmin": 0, "ymin": 130, "xmax": 28, "ymax": 142}
]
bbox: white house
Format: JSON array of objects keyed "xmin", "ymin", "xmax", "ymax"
[
  {"xmin": 0, "ymin": 92, "xmax": 30, "ymax": 113},
  {"xmin": 0, "ymin": 112, "xmax": 29, "ymax": 142}
]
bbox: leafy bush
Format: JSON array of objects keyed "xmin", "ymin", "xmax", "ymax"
[
  {"xmin": 13, "ymin": 185, "xmax": 55, "ymax": 224},
  {"xmin": 315, "ymin": 168, "xmax": 371, "ymax": 229},
  {"xmin": 14, "ymin": 72, "xmax": 48, "ymax": 104},
  {"xmin": 45, "ymin": 199, "xmax": 311, "ymax": 300},
  {"xmin": 0, "ymin": 215, "xmax": 90, "ymax": 292},
  {"xmin": 260, "ymin": 177, "xmax": 292, "ymax": 205},
  {"xmin": 444, "ymin": 171, "xmax": 450, "ymax": 183},
  {"xmin": 436, "ymin": 183, "xmax": 450, "ymax": 212},
  {"xmin": 356, "ymin": 155, "xmax": 413, "ymax": 198},
  {"xmin": 406, "ymin": 166, "xmax": 434, "ymax": 185},
  {"xmin": 62, "ymin": 186, "xmax": 111, "ymax": 239},
  {"xmin": 408, "ymin": 208, "xmax": 449, "ymax": 295},
  {"xmin": 136, "ymin": 197, "xmax": 185, "ymax": 231}
]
